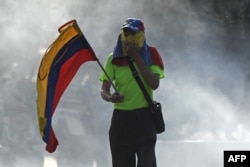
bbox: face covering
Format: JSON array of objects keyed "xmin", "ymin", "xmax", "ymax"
[{"xmin": 120, "ymin": 30, "xmax": 145, "ymax": 56}]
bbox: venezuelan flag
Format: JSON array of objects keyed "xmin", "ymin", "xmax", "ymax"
[{"xmin": 36, "ymin": 20, "xmax": 97, "ymax": 153}]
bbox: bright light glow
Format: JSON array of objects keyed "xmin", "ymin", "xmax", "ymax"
[
  {"xmin": 93, "ymin": 160, "xmax": 97, "ymax": 167},
  {"xmin": 43, "ymin": 156, "xmax": 58, "ymax": 167}
]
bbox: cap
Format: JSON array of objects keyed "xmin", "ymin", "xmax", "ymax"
[{"xmin": 121, "ymin": 18, "xmax": 145, "ymax": 32}]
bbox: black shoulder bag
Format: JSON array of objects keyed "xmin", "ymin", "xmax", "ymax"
[{"xmin": 127, "ymin": 57, "xmax": 165, "ymax": 134}]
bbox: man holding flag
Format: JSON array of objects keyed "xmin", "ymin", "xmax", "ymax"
[
  {"xmin": 99, "ymin": 18, "xmax": 165, "ymax": 167},
  {"xmin": 36, "ymin": 18, "xmax": 164, "ymax": 167}
]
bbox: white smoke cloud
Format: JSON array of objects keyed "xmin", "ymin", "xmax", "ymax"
[{"xmin": 0, "ymin": 0, "xmax": 249, "ymax": 167}]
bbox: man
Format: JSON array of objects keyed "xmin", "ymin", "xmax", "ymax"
[{"xmin": 99, "ymin": 18, "xmax": 164, "ymax": 167}]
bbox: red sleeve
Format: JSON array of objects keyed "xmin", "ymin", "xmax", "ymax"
[{"xmin": 149, "ymin": 46, "xmax": 164, "ymax": 70}]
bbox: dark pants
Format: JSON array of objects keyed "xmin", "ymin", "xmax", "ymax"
[{"xmin": 109, "ymin": 107, "xmax": 157, "ymax": 167}]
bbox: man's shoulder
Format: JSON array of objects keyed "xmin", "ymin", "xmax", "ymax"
[
  {"xmin": 108, "ymin": 53, "xmax": 113, "ymax": 58},
  {"xmin": 148, "ymin": 46, "xmax": 160, "ymax": 59},
  {"xmin": 105, "ymin": 53, "xmax": 113, "ymax": 62},
  {"xmin": 148, "ymin": 46, "xmax": 164, "ymax": 70}
]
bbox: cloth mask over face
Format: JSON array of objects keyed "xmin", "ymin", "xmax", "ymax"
[{"xmin": 120, "ymin": 30, "xmax": 145, "ymax": 56}]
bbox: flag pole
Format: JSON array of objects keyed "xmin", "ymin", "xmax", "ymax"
[{"xmin": 96, "ymin": 59, "xmax": 118, "ymax": 93}]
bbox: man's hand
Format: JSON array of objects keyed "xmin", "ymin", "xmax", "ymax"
[
  {"xmin": 122, "ymin": 41, "xmax": 140, "ymax": 58},
  {"xmin": 121, "ymin": 41, "xmax": 160, "ymax": 90},
  {"xmin": 101, "ymin": 80, "xmax": 125, "ymax": 103}
]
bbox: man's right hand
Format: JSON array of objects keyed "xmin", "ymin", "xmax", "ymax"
[{"xmin": 101, "ymin": 80, "xmax": 125, "ymax": 103}]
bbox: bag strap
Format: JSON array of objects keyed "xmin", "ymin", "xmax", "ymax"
[{"xmin": 126, "ymin": 57, "xmax": 154, "ymax": 108}]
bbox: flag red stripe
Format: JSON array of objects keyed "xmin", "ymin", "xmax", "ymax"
[{"xmin": 52, "ymin": 49, "xmax": 96, "ymax": 112}]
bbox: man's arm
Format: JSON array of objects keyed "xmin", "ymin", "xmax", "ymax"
[
  {"xmin": 101, "ymin": 80, "xmax": 124, "ymax": 103},
  {"xmin": 132, "ymin": 54, "xmax": 160, "ymax": 90},
  {"xmin": 101, "ymin": 80, "xmax": 112, "ymax": 102},
  {"xmin": 125, "ymin": 42, "xmax": 160, "ymax": 90}
]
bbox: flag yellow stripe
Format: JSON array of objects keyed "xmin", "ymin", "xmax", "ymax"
[{"xmin": 36, "ymin": 23, "xmax": 80, "ymax": 137}]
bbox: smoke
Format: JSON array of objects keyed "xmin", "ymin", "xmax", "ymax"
[{"xmin": 0, "ymin": 0, "xmax": 250, "ymax": 167}]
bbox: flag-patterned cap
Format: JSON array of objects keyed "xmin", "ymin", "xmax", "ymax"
[{"xmin": 121, "ymin": 18, "xmax": 145, "ymax": 32}]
